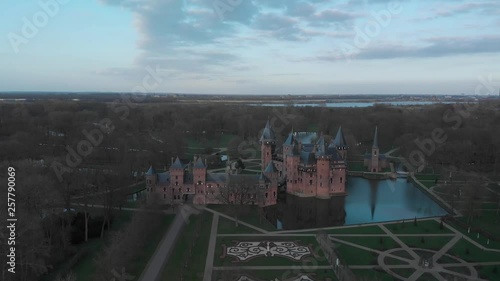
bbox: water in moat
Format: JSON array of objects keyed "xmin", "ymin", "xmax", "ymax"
[{"xmin": 264, "ymin": 177, "xmax": 448, "ymax": 230}]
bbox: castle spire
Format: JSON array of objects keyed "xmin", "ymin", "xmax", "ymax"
[
  {"xmin": 334, "ymin": 126, "xmax": 347, "ymax": 148},
  {"xmin": 260, "ymin": 120, "xmax": 276, "ymax": 142},
  {"xmin": 372, "ymin": 126, "xmax": 379, "ymax": 149}
]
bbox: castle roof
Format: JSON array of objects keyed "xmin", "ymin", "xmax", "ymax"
[
  {"xmin": 146, "ymin": 165, "xmax": 156, "ymax": 175},
  {"xmin": 300, "ymin": 151, "xmax": 316, "ymax": 165},
  {"xmin": 193, "ymin": 157, "xmax": 206, "ymax": 169},
  {"xmin": 260, "ymin": 120, "xmax": 276, "ymax": 141},
  {"xmin": 264, "ymin": 161, "xmax": 278, "ymax": 173},
  {"xmin": 170, "ymin": 157, "xmax": 184, "ymax": 170},
  {"xmin": 284, "ymin": 129, "xmax": 294, "ymax": 145},
  {"xmin": 158, "ymin": 172, "xmax": 170, "ymax": 184},
  {"xmin": 334, "ymin": 127, "xmax": 348, "ymax": 148},
  {"xmin": 372, "ymin": 126, "xmax": 379, "ymax": 149}
]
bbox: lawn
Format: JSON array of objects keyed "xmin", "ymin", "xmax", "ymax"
[
  {"xmin": 419, "ymin": 180, "xmax": 437, "ymax": 189},
  {"xmin": 215, "ymin": 236, "xmax": 329, "ymax": 267},
  {"xmin": 335, "ymin": 244, "xmax": 378, "ymax": 265},
  {"xmin": 213, "ymin": 269, "xmax": 338, "ymax": 281},
  {"xmin": 447, "ymin": 239, "xmax": 500, "ymax": 263},
  {"xmin": 336, "ymin": 236, "xmax": 399, "ymax": 251},
  {"xmin": 352, "ymin": 269, "xmax": 396, "ymax": 281},
  {"xmin": 415, "ymin": 174, "xmax": 440, "ymax": 181},
  {"xmin": 208, "ymin": 204, "xmax": 276, "ymax": 232},
  {"xmin": 446, "ymin": 219, "xmax": 500, "ymax": 250},
  {"xmin": 476, "ymin": 265, "xmax": 500, "ymax": 281},
  {"xmin": 217, "ymin": 217, "xmax": 261, "ymax": 234},
  {"xmin": 456, "ymin": 210, "xmax": 500, "ymax": 240},
  {"xmin": 325, "ymin": 225, "xmax": 385, "ymax": 234},
  {"xmin": 385, "ymin": 220, "xmax": 452, "ymax": 235},
  {"xmin": 348, "ymin": 161, "xmax": 366, "ymax": 172},
  {"xmin": 125, "ymin": 214, "xmax": 175, "ymax": 279},
  {"xmin": 160, "ymin": 212, "xmax": 213, "ymax": 281},
  {"xmin": 398, "ymin": 236, "xmax": 453, "ymax": 251}
]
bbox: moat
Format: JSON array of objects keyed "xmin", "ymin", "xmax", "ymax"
[{"xmin": 265, "ymin": 177, "xmax": 448, "ymax": 230}]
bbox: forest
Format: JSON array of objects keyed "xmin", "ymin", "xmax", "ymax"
[{"xmin": 1, "ymin": 98, "xmax": 500, "ymax": 280}]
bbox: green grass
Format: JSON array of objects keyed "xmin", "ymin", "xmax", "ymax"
[
  {"xmin": 326, "ymin": 225, "xmax": 385, "ymax": 234},
  {"xmin": 419, "ymin": 180, "xmax": 437, "ymax": 189},
  {"xmin": 352, "ymin": 269, "xmax": 397, "ymax": 281},
  {"xmin": 288, "ymin": 225, "xmax": 384, "ymax": 235},
  {"xmin": 447, "ymin": 239, "xmax": 500, "ymax": 263},
  {"xmin": 398, "ymin": 236, "xmax": 453, "ymax": 251},
  {"xmin": 161, "ymin": 212, "xmax": 213, "ymax": 281},
  {"xmin": 456, "ymin": 210, "xmax": 500, "ymax": 239},
  {"xmin": 447, "ymin": 220, "xmax": 500, "ymax": 250},
  {"xmin": 215, "ymin": 236, "xmax": 328, "ymax": 267},
  {"xmin": 126, "ymin": 215, "xmax": 175, "ymax": 278},
  {"xmin": 214, "ymin": 269, "xmax": 338, "ymax": 281},
  {"xmin": 477, "ymin": 265, "xmax": 500, "ymax": 281},
  {"xmin": 335, "ymin": 244, "xmax": 377, "ymax": 265},
  {"xmin": 208, "ymin": 205, "xmax": 276, "ymax": 231},
  {"xmin": 418, "ymin": 273, "xmax": 439, "ymax": 281},
  {"xmin": 390, "ymin": 268, "xmax": 415, "ymax": 279},
  {"xmin": 415, "ymin": 174, "xmax": 439, "ymax": 181},
  {"xmin": 336, "ymin": 236, "xmax": 399, "ymax": 251},
  {"xmin": 217, "ymin": 217, "xmax": 261, "ymax": 234},
  {"xmin": 348, "ymin": 161, "xmax": 366, "ymax": 172},
  {"xmin": 385, "ymin": 220, "xmax": 452, "ymax": 235}
]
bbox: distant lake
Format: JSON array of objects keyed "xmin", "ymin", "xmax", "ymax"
[
  {"xmin": 264, "ymin": 177, "xmax": 448, "ymax": 230},
  {"xmin": 252, "ymin": 101, "xmax": 457, "ymax": 108}
]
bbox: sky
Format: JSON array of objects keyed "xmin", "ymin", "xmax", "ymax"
[{"xmin": 1, "ymin": 0, "xmax": 499, "ymax": 95}]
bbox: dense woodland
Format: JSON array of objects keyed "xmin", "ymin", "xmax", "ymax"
[{"xmin": 1, "ymin": 99, "xmax": 500, "ymax": 280}]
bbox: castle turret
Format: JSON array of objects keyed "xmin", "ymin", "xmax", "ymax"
[
  {"xmin": 145, "ymin": 165, "xmax": 157, "ymax": 191},
  {"xmin": 193, "ymin": 156, "xmax": 207, "ymax": 185},
  {"xmin": 170, "ymin": 157, "xmax": 184, "ymax": 186},
  {"xmin": 334, "ymin": 127, "xmax": 349, "ymax": 160},
  {"xmin": 260, "ymin": 120, "xmax": 276, "ymax": 172}
]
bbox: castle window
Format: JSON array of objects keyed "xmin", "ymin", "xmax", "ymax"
[
  {"xmin": 330, "ymin": 178, "xmax": 333, "ymax": 184},
  {"xmin": 163, "ymin": 187, "xmax": 166, "ymax": 192},
  {"xmin": 175, "ymin": 181, "xmax": 178, "ymax": 186},
  {"xmin": 187, "ymin": 188, "xmax": 190, "ymax": 192},
  {"xmin": 340, "ymin": 177, "xmax": 343, "ymax": 183},
  {"xmin": 273, "ymin": 192, "xmax": 276, "ymax": 198},
  {"xmin": 178, "ymin": 188, "xmax": 181, "ymax": 192},
  {"xmin": 309, "ymin": 180, "xmax": 313, "ymax": 185},
  {"xmin": 265, "ymin": 193, "xmax": 268, "ymax": 198},
  {"xmin": 175, "ymin": 175, "xmax": 178, "ymax": 180},
  {"xmin": 294, "ymin": 180, "xmax": 297, "ymax": 184},
  {"xmin": 172, "ymin": 188, "xmax": 174, "ymax": 193}
]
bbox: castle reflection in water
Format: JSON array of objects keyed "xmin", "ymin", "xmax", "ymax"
[
  {"xmin": 264, "ymin": 193, "xmax": 347, "ymax": 230},
  {"xmin": 264, "ymin": 177, "xmax": 448, "ymax": 230}
]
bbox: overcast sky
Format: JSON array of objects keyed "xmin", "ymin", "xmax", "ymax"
[{"xmin": 1, "ymin": 0, "xmax": 499, "ymax": 95}]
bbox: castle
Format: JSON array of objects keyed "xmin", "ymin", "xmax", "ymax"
[{"xmin": 145, "ymin": 121, "xmax": 383, "ymax": 206}]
